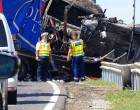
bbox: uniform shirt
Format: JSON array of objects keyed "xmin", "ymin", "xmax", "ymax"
[
  {"xmin": 69, "ymin": 38, "xmax": 84, "ymax": 56},
  {"xmin": 36, "ymin": 40, "xmax": 51, "ymax": 51},
  {"xmin": 69, "ymin": 38, "xmax": 80, "ymax": 49}
]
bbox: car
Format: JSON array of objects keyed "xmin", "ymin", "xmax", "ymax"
[
  {"xmin": 0, "ymin": 13, "xmax": 19, "ymax": 105},
  {"xmin": 0, "ymin": 53, "xmax": 20, "ymax": 110}
]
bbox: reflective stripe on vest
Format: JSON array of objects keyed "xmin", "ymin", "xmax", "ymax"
[
  {"xmin": 38, "ymin": 41, "xmax": 50, "ymax": 57},
  {"xmin": 71, "ymin": 39, "xmax": 83, "ymax": 57}
]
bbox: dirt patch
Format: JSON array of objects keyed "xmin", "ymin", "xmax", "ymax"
[{"xmin": 64, "ymin": 82, "xmax": 117, "ymax": 110}]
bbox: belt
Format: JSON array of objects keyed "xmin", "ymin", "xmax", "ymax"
[{"xmin": 39, "ymin": 56, "xmax": 49, "ymax": 59}]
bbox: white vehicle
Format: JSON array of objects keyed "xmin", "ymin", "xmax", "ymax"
[
  {"xmin": 0, "ymin": 53, "xmax": 20, "ymax": 110},
  {"xmin": 0, "ymin": 13, "xmax": 18, "ymax": 107}
]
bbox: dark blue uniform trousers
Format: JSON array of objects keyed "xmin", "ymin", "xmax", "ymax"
[
  {"xmin": 72, "ymin": 56, "xmax": 85, "ymax": 81},
  {"xmin": 37, "ymin": 57, "xmax": 49, "ymax": 81}
]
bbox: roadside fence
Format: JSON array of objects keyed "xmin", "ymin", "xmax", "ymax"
[
  {"xmin": 131, "ymin": 62, "xmax": 140, "ymax": 91},
  {"xmin": 100, "ymin": 62, "xmax": 131, "ymax": 89}
]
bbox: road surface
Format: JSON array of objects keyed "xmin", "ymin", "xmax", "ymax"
[{"xmin": 9, "ymin": 81, "xmax": 67, "ymax": 110}]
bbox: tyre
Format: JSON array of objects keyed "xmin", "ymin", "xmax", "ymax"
[
  {"xmin": 8, "ymin": 90, "xmax": 17, "ymax": 105},
  {"xmin": 18, "ymin": 62, "xmax": 28, "ymax": 81}
]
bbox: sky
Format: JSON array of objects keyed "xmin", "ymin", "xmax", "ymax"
[{"xmin": 97, "ymin": 0, "xmax": 140, "ymax": 24}]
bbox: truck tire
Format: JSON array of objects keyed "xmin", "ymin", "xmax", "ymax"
[
  {"xmin": 8, "ymin": 90, "xmax": 17, "ymax": 105},
  {"xmin": 18, "ymin": 62, "xmax": 28, "ymax": 81}
]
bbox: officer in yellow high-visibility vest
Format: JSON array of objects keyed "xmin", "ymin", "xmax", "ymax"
[
  {"xmin": 67, "ymin": 31, "xmax": 85, "ymax": 82},
  {"xmin": 36, "ymin": 32, "xmax": 52, "ymax": 82}
]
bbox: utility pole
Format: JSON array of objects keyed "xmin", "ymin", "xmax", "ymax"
[{"xmin": 127, "ymin": 0, "xmax": 136, "ymax": 62}]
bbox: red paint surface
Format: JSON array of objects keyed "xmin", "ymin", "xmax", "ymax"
[{"xmin": 0, "ymin": 0, "xmax": 2, "ymax": 13}]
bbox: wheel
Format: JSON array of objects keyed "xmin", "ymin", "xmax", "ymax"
[
  {"xmin": 8, "ymin": 90, "xmax": 17, "ymax": 105},
  {"xmin": 18, "ymin": 62, "xmax": 28, "ymax": 81}
]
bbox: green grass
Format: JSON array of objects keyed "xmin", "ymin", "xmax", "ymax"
[
  {"xmin": 107, "ymin": 89, "xmax": 140, "ymax": 110},
  {"xmin": 84, "ymin": 79, "xmax": 116, "ymax": 87},
  {"xmin": 84, "ymin": 79, "xmax": 140, "ymax": 110}
]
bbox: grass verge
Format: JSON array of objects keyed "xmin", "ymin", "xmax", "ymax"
[
  {"xmin": 84, "ymin": 79, "xmax": 140, "ymax": 110},
  {"xmin": 107, "ymin": 89, "xmax": 140, "ymax": 110},
  {"xmin": 84, "ymin": 78, "xmax": 116, "ymax": 87}
]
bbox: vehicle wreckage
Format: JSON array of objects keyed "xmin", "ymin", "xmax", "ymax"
[{"xmin": 41, "ymin": 0, "xmax": 140, "ymax": 78}]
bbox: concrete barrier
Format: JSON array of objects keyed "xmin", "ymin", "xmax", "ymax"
[
  {"xmin": 100, "ymin": 62, "xmax": 132, "ymax": 89},
  {"xmin": 131, "ymin": 63, "xmax": 140, "ymax": 91}
]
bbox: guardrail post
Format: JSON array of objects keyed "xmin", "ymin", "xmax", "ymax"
[
  {"xmin": 134, "ymin": 73, "xmax": 137, "ymax": 90},
  {"xmin": 131, "ymin": 63, "xmax": 140, "ymax": 91}
]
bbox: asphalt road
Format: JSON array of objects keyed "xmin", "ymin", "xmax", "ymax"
[{"xmin": 9, "ymin": 81, "xmax": 67, "ymax": 110}]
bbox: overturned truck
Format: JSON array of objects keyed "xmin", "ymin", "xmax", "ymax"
[
  {"xmin": 81, "ymin": 17, "xmax": 140, "ymax": 63},
  {"xmin": 42, "ymin": 0, "xmax": 140, "ymax": 78}
]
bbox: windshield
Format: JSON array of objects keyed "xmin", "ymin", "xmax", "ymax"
[{"xmin": 0, "ymin": 20, "xmax": 8, "ymax": 47}]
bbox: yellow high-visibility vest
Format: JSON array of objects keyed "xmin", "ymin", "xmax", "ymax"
[
  {"xmin": 38, "ymin": 41, "xmax": 50, "ymax": 57},
  {"xmin": 71, "ymin": 39, "xmax": 84, "ymax": 57}
]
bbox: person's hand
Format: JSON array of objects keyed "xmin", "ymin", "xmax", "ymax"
[
  {"xmin": 36, "ymin": 57, "xmax": 40, "ymax": 61},
  {"xmin": 14, "ymin": 51, "xmax": 18, "ymax": 56},
  {"xmin": 67, "ymin": 56, "xmax": 70, "ymax": 61}
]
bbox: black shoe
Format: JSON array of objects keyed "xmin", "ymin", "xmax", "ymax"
[
  {"xmin": 37, "ymin": 79, "xmax": 43, "ymax": 82},
  {"xmin": 80, "ymin": 77, "xmax": 85, "ymax": 81},
  {"xmin": 42, "ymin": 79, "xmax": 46, "ymax": 82},
  {"xmin": 46, "ymin": 78, "xmax": 51, "ymax": 81},
  {"xmin": 74, "ymin": 79, "xmax": 79, "ymax": 82}
]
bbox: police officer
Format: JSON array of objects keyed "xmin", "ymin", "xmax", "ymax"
[
  {"xmin": 67, "ymin": 31, "xmax": 85, "ymax": 82},
  {"xmin": 36, "ymin": 32, "xmax": 52, "ymax": 82},
  {"xmin": 12, "ymin": 34, "xmax": 21, "ymax": 56}
]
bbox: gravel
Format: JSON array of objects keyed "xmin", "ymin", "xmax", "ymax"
[{"xmin": 63, "ymin": 82, "xmax": 114, "ymax": 110}]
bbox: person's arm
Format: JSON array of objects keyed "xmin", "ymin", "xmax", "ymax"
[
  {"xmin": 35, "ymin": 42, "xmax": 40, "ymax": 61},
  {"xmin": 81, "ymin": 39, "xmax": 86, "ymax": 49},
  {"xmin": 36, "ymin": 50, "xmax": 40, "ymax": 61},
  {"xmin": 67, "ymin": 49, "xmax": 72, "ymax": 61},
  {"xmin": 49, "ymin": 42, "xmax": 52, "ymax": 61}
]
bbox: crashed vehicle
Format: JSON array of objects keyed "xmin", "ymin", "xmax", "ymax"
[
  {"xmin": 43, "ymin": 0, "xmax": 140, "ymax": 64},
  {"xmin": 3, "ymin": 0, "xmax": 139, "ymax": 80},
  {"xmin": 81, "ymin": 16, "xmax": 140, "ymax": 64},
  {"xmin": 42, "ymin": 0, "xmax": 140, "ymax": 77},
  {"xmin": 41, "ymin": 0, "xmax": 104, "ymax": 77},
  {"xmin": 2, "ymin": 0, "xmax": 103, "ymax": 80}
]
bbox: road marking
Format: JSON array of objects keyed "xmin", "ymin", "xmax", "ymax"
[{"xmin": 43, "ymin": 81, "xmax": 60, "ymax": 110}]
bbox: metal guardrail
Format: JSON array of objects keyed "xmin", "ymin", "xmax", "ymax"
[
  {"xmin": 100, "ymin": 62, "xmax": 131, "ymax": 89},
  {"xmin": 131, "ymin": 63, "xmax": 140, "ymax": 91}
]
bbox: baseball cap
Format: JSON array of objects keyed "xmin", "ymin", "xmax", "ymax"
[{"xmin": 41, "ymin": 32, "xmax": 49, "ymax": 37}]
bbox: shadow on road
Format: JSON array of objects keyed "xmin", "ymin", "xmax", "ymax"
[
  {"xmin": 17, "ymin": 93, "xmax": 67, "ymax": 97},
  {"xmin": 18, "ymin": 101, "xmax": 54, "ymax": 105}
]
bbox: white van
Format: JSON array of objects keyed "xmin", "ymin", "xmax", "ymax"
[{"xmin": 0, "ymin": 13, "xmax": 18, "ymax": 109}]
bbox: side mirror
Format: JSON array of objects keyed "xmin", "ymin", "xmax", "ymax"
[{"xmin": 0, "ymin": 53, "xmax": 21, "ymax": 79}]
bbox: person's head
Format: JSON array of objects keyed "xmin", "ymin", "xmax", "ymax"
[
  {"xmin": 41, "ymin": 32, "xmax": 49, "ymax": 42},
  {"xmin": 70, "ymin": 31, "xmax": 78, "ymax": 40},
  {"xmin": 12, "ymin": 34, "xmax": 16, "ymax": 40}
]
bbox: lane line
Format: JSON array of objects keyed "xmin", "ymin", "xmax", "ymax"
[{"xmin": 43, "ymin": 81, "xmax": 60, "ymax": 110}]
